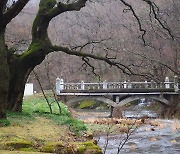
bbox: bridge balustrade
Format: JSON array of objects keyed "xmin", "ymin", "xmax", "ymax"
[{"xmin": 56, "ymin": 76, "xmax": 179, "ymax": 95}]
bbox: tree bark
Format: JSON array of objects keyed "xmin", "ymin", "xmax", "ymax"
[
  {"xmin": 0, "ymin": 0, "xmax": 88, "ymax": 119},
  {"xmin": 7, "ymin": 39, "xmax": 52, "ymax": 111},
  {"xmin": 8, "ymin": 68, "xmax": 32, "ymax": 111},
  {"xmin": 0, "ymin": 28, "xmax": 9, "ymax": 118},
  {"xmin": 6, "ymin": 0, "xmax": 54, "ymax": 112}
]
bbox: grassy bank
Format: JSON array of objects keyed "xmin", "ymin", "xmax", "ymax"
[{"xmin": 0, "ymin": 94, "xmax": 101, "ymax": 154}]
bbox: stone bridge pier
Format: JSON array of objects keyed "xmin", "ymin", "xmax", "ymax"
[{"xmin": 162, "ymin": 93, "xmax": 180, "ymax": 117}]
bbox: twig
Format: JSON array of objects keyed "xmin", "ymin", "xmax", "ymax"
[{"xmin": 33, "ymin": 70, "xmax": 53, "ymax": 114}]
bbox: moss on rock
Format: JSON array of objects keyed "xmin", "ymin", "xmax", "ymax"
[
  {"xmin": 40, "ymin": 142, "xmax": 55, "ymax": 153},
  {"xmin": 19, "ymin": 147, "xmax": 37, "ymax": 152},
  {"xmin": 41, "ymin": 142, "xmax": 70, "ymax": 153},
  {"xmin": 4, "ymin": 140, "xmax": 33, "ymax": 150},
  {"xmin": 40, "ymin": 141, "xmax": 102, "ymax": 154},
  {"xmin": 77, "ymin": 141, "xmax": 102, "ymax": 154}
]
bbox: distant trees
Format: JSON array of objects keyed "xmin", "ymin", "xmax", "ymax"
[
  {"xmin": 0, "ymin": 0, "xmax": 178, "ymax": 119},
  {"xmin": 31, "ymin": 0, "xmax": 179, "ymax": 86}
]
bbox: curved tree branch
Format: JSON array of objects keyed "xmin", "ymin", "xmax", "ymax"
[
  {"xmin": 119, "ymin": 0, "xmax": 174, "ymax": 45},
  {"xmin": 3, "ymin": 0, "xmax": 30, "ymax": 25},
  {"xmin": 82, "ymin": 57, "xmax": 101, "ymax": 80},
  {"xmin": 71, "ymin": 37, "xmax": 111, "ymax": 51},
  {"xmin": 120, "ymin": 0, "xmax": 147, "ymax": 45},
  {"xmin": 130, "ymin": 50, "xmax": 180, "ymax": 75},
  {"xmin": 52, "ymin": 45, "xmax": 155, "ymax": 80},
  {"xmin": 141, "ymin": 0, "xmax": 174, "ymax": 39},
  {"xmin": 48, "ymin": 0, "xmax": 88, "ymax": 19},
  {"xmin": 0, "ymin": 0, "xmax": 8, "ymax": 14}
]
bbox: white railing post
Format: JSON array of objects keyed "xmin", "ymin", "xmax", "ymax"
[
  {"xmin": 124, "ymin": 81, "xmax": 127, "ymax": 88},
  {"xmin": 165, "ymin": 77, "xmax": 170, "ymax": 89},
  {"xmin": 56, "ymin": 78, "xmax": 61, "ymax": 95},
  {"xmin": 81, "ymin": 80, "xmax": 85, "ymax": 90},
  {"xmin": 174, "ymin": 76, "xmax": 179, "ymax": 92},
  {"xmin": 145, "ymin": 81, "xmax": 148, "ymax": 88},
  {"xmin": 116, "ymin": 96, "xmax": 120, "ymax": 103},
  {"xmin": 103, "ymin": 80, "xmax": 107, "ymax": 89},
  {"xmin": 127, "ymin": 80, "xmax": 132, "ymax": 88},
  {"xmin": 151, "ymin": 80, "xmax": 154, "ymax": 88},
  {"xmin": 59, "ymin": 78, "xmax": 64, "ymax": 91}
]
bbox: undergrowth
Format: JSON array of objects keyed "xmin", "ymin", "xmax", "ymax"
[
  {"xmin": 0, "ymin": 119, "xmax": 10, "ymax": 127},
  {"xmin": 5, "ymin": 94, "xmax": 87, "ymax": 135}
]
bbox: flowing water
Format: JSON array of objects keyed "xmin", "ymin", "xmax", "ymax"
[
  {"xmin": 75, "ymin": 102, "xmax": 180, "ymax": 154},
  {"xmin": 96, "ymin": 119, "xmax": 180, "ymax": 154}
]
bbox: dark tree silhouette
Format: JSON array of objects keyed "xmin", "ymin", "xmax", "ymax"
[{"xmin": 0, "ymin": 0, "xmax": 174, "ymax": 119}]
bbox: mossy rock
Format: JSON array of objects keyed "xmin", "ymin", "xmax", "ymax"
[
  {"xmin": 4, "ymin": 140, "xmax": 33, "ymax": 150},
  {"xmin": 77, "ymin": 141, "xmax": 102, "ymax": 154},
  {"xmin": 41, "ymin": 142, "xmax": 74, "ymax": 154},
  {"xmin": 40, "ymin": 142, "xmax": 55, "ymax": 153},
  {"xmin": 41, "ymin": 141, "xmax": 102, "ymax": 154},
  {"xmin": 55, "ymin": 144, "xmax": 75, "ymax": 154},
  {"xmin": 19, "ymin": 147, "xmax": 37, "ymax": 152}
]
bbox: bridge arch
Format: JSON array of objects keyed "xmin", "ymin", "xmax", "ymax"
[
  {"xmin": 65, "ymin": 95, "xmax": 170, "ymax": 108},
  {"xmin": 66, "ymin": 97, "xmax": 117, "ymax": 107},
  {"xmin": 115, "ymin": 95, "xmax": 170, "ymax": 107}
]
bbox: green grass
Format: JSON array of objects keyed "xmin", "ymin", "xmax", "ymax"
[
  {"xmin": 0, "ymin": 119, "xmax": 11, "ymax": 127},
  {"xmin": 6, "ymin": 94, "xmax": 87, "ymax": 135},
  {"xmin": 7, "ymin": 111, "xmax": 34, "ymax": 125},
  {"xmin": 23, "ymin": 95, "xmax": 70, "ymax": 116},
  {"xmin": 78, "ymin": 100, "xmax": 96, "ymax": 109},
  {"xmin": 75, "ymin": 100, "xmax": 109, "ymax": 110},
  {"xmin": 46, "ymin": 114, "xmax": 87, "ymax": 135}
]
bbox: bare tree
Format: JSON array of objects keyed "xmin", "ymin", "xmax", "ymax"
[{"xmin": 0, "ymin": 0, "xmax": 176, "ymax": 119}]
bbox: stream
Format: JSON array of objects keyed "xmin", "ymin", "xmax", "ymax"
[
  {"xmin": 75, "ymin": 101, "xmax": 180, "ymax": 154},
  {"xmin": 96, "ymin": 119, "xmax": 180, "ymax": 154}
]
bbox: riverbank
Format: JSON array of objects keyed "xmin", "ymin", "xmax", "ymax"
[
  {"xmin": 1, "ymin": 94, "xmax": 179, "ymax": 153},
  {"xmin": 0, "ymin": 94, "xmax": 101, "ymax": 154}
]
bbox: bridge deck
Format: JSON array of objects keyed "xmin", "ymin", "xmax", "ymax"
[
  {"xmin": 56, "ymin": 77, "xmax": 179, "ymax": 96},
  {"xmin": 58, "ymin": 88, "xmax": 178, "ymax": 96}
]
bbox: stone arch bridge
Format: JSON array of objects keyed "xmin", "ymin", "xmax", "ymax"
[{"xmin": 56, "ymin": 76, "xmax": 179, "ymax": 116}]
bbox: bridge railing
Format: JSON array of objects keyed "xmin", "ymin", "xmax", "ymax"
[{"xmin": 56, "ymin": 76, "xmax": 179, "ymax": 94}]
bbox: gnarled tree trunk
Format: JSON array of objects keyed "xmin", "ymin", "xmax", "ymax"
[
  {"xmin": 8, "ymin": 68, "xmax": 32, "ymax": 112},
  {"xmin": 0, "ymin": 28, "xmax": 9, "ymax": 118},
  {"xmin": 0, "ymin": 0, "xmax": 89, "ymax": 119},
  {"xmin": 7, "ymin": 40, "xmax": 51, "ymax": 111}
]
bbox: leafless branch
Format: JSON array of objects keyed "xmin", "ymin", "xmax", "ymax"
[
  {"xmin": 103, "ymin": 124, "xmax": 113, "ymax": 154},
  {"xmin": 52, "ymin": 45, "xmax": 157, "ymax": 80},
  {"xmin": 117, "ymin": 121, "xmax": 137, "ymax": 153},
  {"xmin": 120, "ymin": 0, "xmax": 146, "ymax": 45},
  {"xmin": 3, "ymin": 0, "xmax": 30, "ymax": 25},
  {"xmin": 48, "ymin": 0, "xmax": 88, "ymax": 19},
  {"xmin": 71, "ymin": 37, "xmax": 111, "ymax": 52},
  {"xmin": 33, "ymin": 70, "xmax": 53, "ymax": 114},
  {"xmin": 44, "ymin": 58, "xmax": 62, "ymax": 114},
  {"xmin": 128, "ymin": 50, "xmax": 180, "ymax": 76},
  {"xmin": 53, "ymin": 45, "xmax": 132, "ymax": 74},
  {"xmin": 82, "ymin": 57, "xmax": 102, "ymax": 81},
  {"xmin": 141, "ymin": 0, "xmax": 174, "ymax": 39}
]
